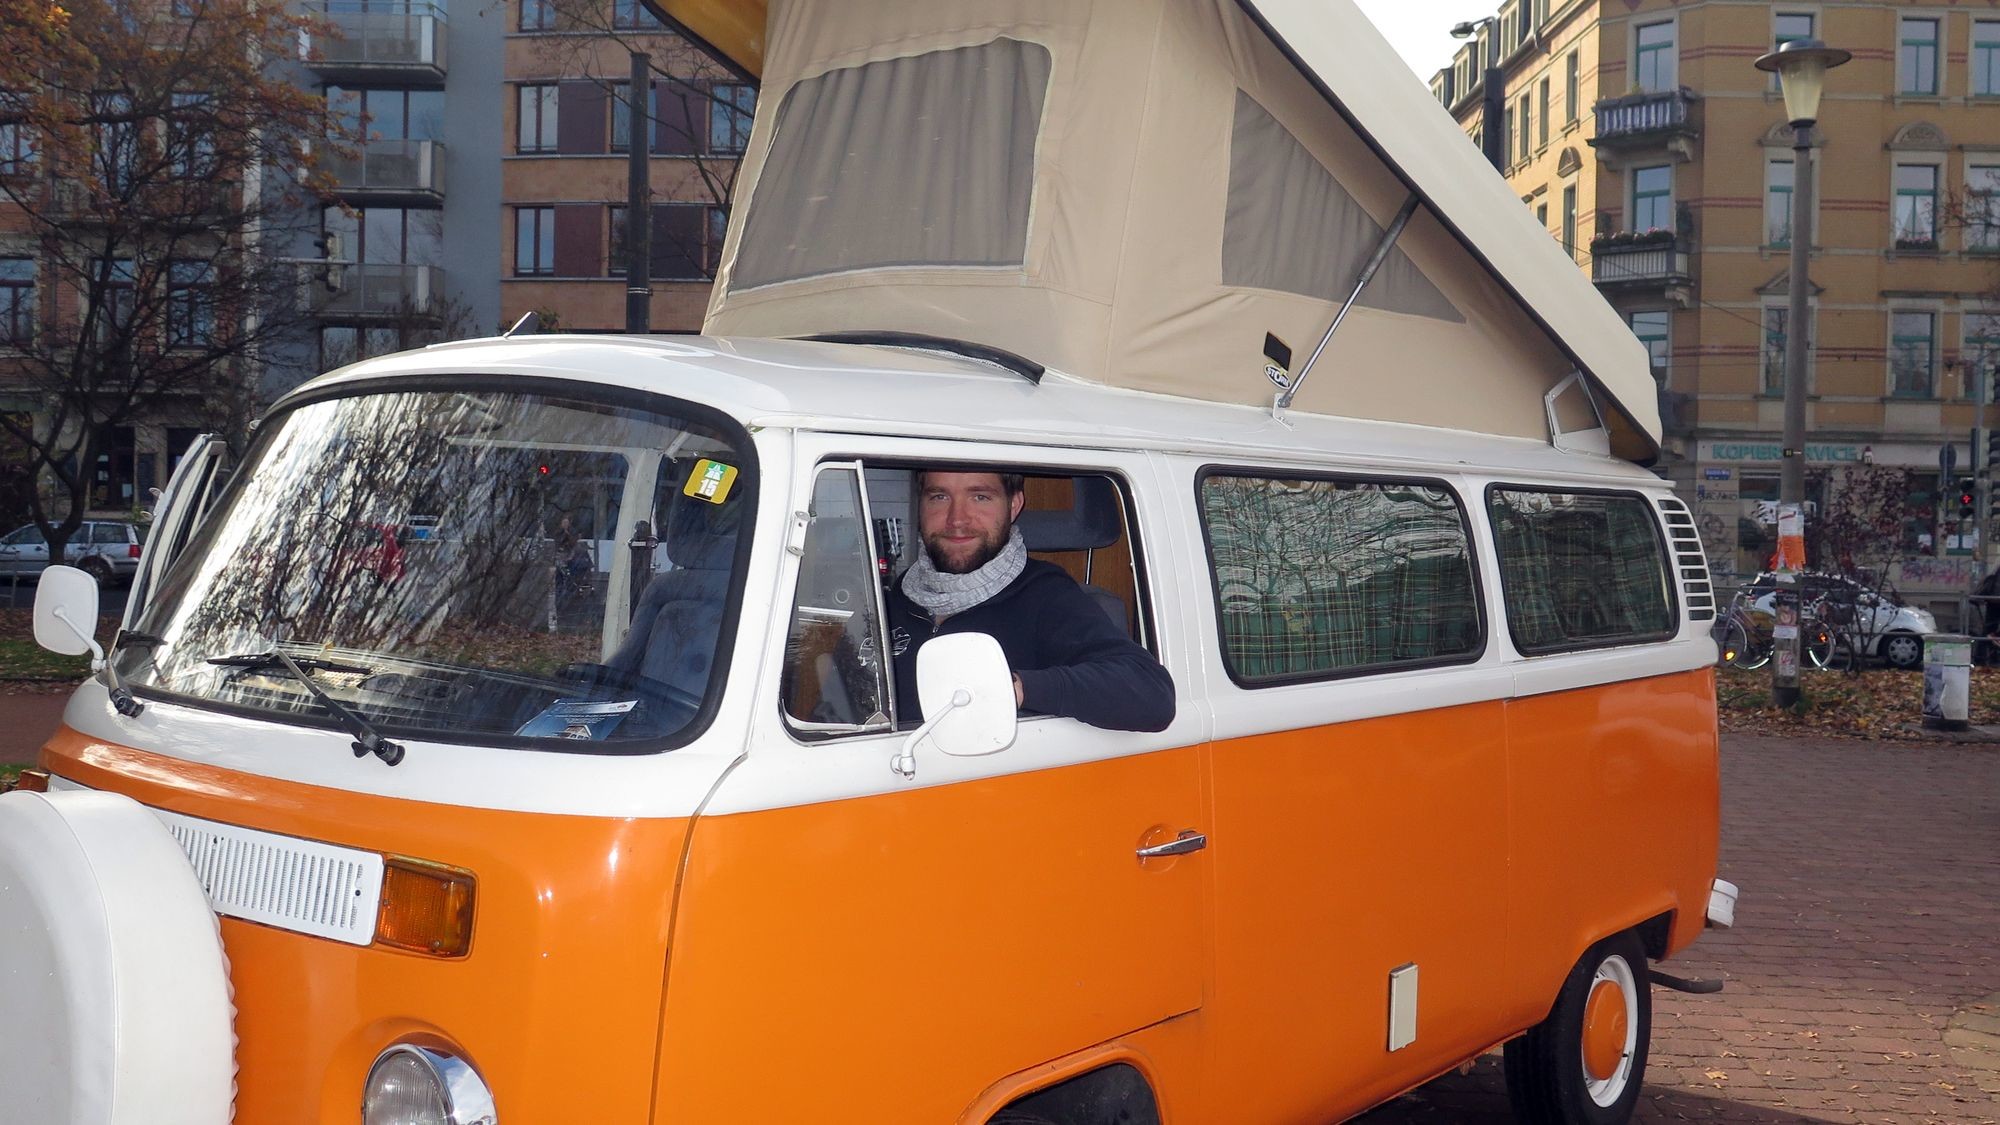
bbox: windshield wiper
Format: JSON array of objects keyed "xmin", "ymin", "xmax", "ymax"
[{"xmin": 207, "ymin": 649, "xmax": 404, "ymax": 766}]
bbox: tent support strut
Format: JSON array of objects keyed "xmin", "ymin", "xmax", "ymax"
[{"xmin": 1276, "ymin": 193, "xmax": 1422, "ymax": 414}]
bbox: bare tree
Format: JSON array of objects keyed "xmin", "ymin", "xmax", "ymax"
[
  {"xmin": 1802, "ymin": 465, "xmax": 1930, "ymax": 670},
  {"xmin": 0, "ymin": 0, "xmax": 353, "ymax": 558}
]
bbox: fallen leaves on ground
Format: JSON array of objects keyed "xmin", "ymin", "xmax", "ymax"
[{"xmin": 1718, "ymin": 663, "xmax": 2000, "ymax": 741}]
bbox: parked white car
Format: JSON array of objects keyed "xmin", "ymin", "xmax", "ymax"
[
  {"xmin": 0, "ymin": 520, "xmax": 147, "ymax": 585},
  {"xmin": 1748, "ymin": 571, "xmax": 1937, "ymax": 668}
]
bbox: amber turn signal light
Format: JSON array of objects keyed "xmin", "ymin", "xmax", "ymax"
[
  {"xmin": 375, "ymin": 855, "xmax": 476, "ymax": 958},
  {"xmin": 5, "ymin": 769, "xmax": 51, "ymax": 793}
]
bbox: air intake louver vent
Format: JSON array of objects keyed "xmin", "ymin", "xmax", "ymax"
[
  {"xmin": 157, "ymin": 809, "xmax": 384, "ymax": 946},
  {"xmin": 1656, "ymin": 496, "xmax": 1715, "ymax": 622}
]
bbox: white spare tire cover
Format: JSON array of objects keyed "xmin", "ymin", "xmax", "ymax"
[{"xmin": 0, "ymin": 790, "xmax": 235, "ymax": 1124}]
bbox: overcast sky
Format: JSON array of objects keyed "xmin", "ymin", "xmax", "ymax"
[{"xmin": 1351, "ymin": 0, "xmax": 1500, "ymax": 81}]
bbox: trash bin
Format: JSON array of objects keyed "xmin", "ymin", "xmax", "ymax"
[{"xmin": 1922, "ymin": 634, "xmax": 1972, "ymax": 731}]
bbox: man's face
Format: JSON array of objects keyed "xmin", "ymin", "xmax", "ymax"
[{"xmin": 918, "ymin": 472, "xmax": 1024, "ymax": 575}]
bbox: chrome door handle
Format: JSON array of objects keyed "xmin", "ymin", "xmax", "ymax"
[{"xmin": 1136, "ymin": 831, "xmax": 1208, "ymax": 859}]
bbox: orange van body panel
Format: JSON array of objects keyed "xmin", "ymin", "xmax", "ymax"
[
  {"xmin": 40, "ymin": 727, "xmax": 690, "ymax": 1123},
  {"xmin": 652, "ymin": 746, "xmax": 1205, "ymax": 1122},
  {"xmin": 1197, "ymin": 699, "xmax": 1515, "ymax": 1122},
  {"xmin": 1504, "ymin": 668, "xmax": 1720, "ymax": 996}
]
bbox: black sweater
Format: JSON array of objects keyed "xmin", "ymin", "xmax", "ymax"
[{"xmin": 887, "ymin": 559, "xmax": 1177, "ymax": 732}]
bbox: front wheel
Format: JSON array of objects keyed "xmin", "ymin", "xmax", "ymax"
[
  {"xmin": 1880, "ymin": 631, "xmax": 1924, "ymax": 670},
  {"xmin": 1503, "ymin": 931, "xmax": 1652, "ymax": 1125},
  {"xmin": 77, "ymin": 556, "xmax": 113, "ymax": 586}
]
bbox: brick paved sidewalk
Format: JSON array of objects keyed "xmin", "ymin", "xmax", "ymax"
[{"xmin": 1358, "ymin": 735, "xmax": 2000, "ymax": 1124}]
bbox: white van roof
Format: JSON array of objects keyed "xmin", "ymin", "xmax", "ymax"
[
  {"xmin": 307, "ymin": 335, "xmax": 1662, "ymax": 486},
  {"xmin": 655, "ymin": 0, "xmax": 1659, "ymax": 462}
]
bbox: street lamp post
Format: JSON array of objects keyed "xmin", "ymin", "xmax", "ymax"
[
  {"xmin": 1755, "ymin": 39, "xmax": 1850, "ymax": 709},
  {"xmin": 1451, "ymin": 18, "xmax": 1506, "ymax": 171}
]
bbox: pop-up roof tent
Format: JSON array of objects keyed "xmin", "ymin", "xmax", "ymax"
[{"xmin": 654, "ymin": 0, "xmax": 1661, "ymax": 461}]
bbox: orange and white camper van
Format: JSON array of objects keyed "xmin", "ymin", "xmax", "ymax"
[{"xmin": 0, "ymin": 2, "xmax": 1736, "ymax": 1123}]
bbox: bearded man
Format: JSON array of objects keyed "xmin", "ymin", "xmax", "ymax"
[{"xmin": 886, "ymin": 470, "xmax": 1176, "ymax": 732}]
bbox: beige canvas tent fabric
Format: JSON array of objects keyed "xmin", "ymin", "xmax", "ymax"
[{"xmin": 703, "ymin": 0, "xmax": 1659, "ymax": 459}]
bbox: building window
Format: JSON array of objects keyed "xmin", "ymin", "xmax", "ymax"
[
  {"xmin": 1966, "ymin": 311, "xmax": 2000, "ymax": 393},
  {"xmin": 710, "ymin": 83, "xmax": 755, "ymax": 154},
  {"xmin": 515, "ymin": 206, "xmax": 555, "ymax": 276},
  {"xmin": 1537, "ymin": 78, "xmax": 1549, "ymax": 148},
  {"xmin": 1629, "ymin": 310, "xmax": 1669, "ymax": 386},
  {"xmin": 610, "ymin": 203, "xmax": 723, "ymax": 280},
  {"xmin": 1899, "ymin": 17, "xmax": 1940, "ymax": 96},
  {"xmin": 1536, "ymin": 201, "xmax": 1548, "ymax": 230},
  {"xmin": 1634, "ymin": 20, "xmax": 1676, "ymax": 92},
  {"xmin": 90, "ymin": 258, "xmax": 135, "ymax": 344},
  {"xmin": 0, "ymin": 90, "xmax": 34, "ymax": 176},
  {"xmin": 1517, "ymin": 94, "xmax": 1531, "ymax": 162},
  {"xmin": 517, "ymin": 85, "xmax": 558, "ymax": 154},
  {"xmin": 612, "ymin": 0, "xmax": 663, "ymax": 29},
  {"xmin": 1773, "ymin": 13, "xmax": 1814, "ymax": 89},
  {"xmin": 1766, "ymin": 156, "xmax": 1794, "ymax": 247},
  {"xmin": 168, "ymin": 91, "xmax": 215, "ymax": 178},
  {"xmin": 166, "ymin": 260, "xmax": 214, "ymax": 348},
  {"xmin": 92, "ymin": 92, "xmax": 137, "ymax": 193},
  {"xmin": 0, "ymin": 257, "xmax": 33, "ymax": 345},
  {"xmin": 1631, "ymin": 164, "xmax": 1672, "ymax": 232},
  {"xmin": 519, "ymin": 0, "xmax": 553, "ymax": 32},
  {"xmin": 90, "ymin": 426, "xmax": 138, "ymax": 510},
  {"xmin": 1893, "ymin": 163, "xmax": 1938, "ymax": 248},
  {"xmin": 1762, "ymin": 307, "xmax": 1790, "ymax": 396},
  {"xmin": 609, "ymin": 81, "xmax": 644, "ymax": 153},
  {"xmin": 1977, "ymin": 21, "xmax": 2000, "ymax": 97},
  {"xmin": 1561, "ymin": 183, "xmax": 1577, "ymax": 256},
  {"xmin": 1891, "ymin": 311, "xmax": 1937, "ymax": 398},
  {"xmin": 1970, "ymin": 165, "xmax": 2000, "ymax": 251},
  {"xmin": 1564, "ymin": 52, "xmax": 1579, "ymax": 123}
]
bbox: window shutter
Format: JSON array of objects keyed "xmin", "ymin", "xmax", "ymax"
[
  {"xmin": 654, "ymin": 81, "xmax": 706, "ymax": 155},
  {"xmin": 650, "ymin": 203, "xmax": 705, "ymax": 279},
  {"xmin": 556, "ymin": 80, "xmax": 607, "ymax": 154},
  {"xmin": 552, "ymin": 204, "xmax": 600, "ymax": 276}
]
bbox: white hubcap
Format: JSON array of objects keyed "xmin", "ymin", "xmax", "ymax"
[{"xmin": 1583, "ymin": 955, "xmax": 1639, "ymax": 1107}]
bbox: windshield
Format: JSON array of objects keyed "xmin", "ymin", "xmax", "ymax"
[{"xmin": 119, "ymin": 384, "xmax": 755, "ymax": 749}]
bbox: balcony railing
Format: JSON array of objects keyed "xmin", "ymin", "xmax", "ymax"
[
  {"xmin": 307, "ymin": 263, "xmax": 442, "ymax": 319},
  {"xmin": 323, "ymin": 140, "xmax": 444, "ymax": 199},
  {"xmin": 1591, "ymin": 88, "xmax": 1698, "ymax": 148},
  {"xmin": 307, "ymin": 2, "xmax": 447, "ymax": 80},
  {"xmin": 1590, "ymin": 234, "xmax": 1692, "ymax": 288}
]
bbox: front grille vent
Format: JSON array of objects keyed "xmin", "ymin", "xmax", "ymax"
[
  {"xmin": 1656, "ymin": 495, "xmax": 1715, "ymax": 622},
  {"xmin": 157, "ymin": 809, "xmax": 384, "ymax": 946}
]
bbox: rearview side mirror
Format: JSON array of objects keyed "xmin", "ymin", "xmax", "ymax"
[
  {"xmin": 890, "ymin": 633, "xmax": 1018, "ymax": 779},
  {"xmin": 34, "ymin": 565, "xmax": 104, "ymax": 663}
]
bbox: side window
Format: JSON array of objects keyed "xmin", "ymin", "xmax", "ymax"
[
  {"xmin": 1486, "ymin": 488, "xmax": 1675, "ymax": 654},
  {"xmin": 1199, "ymin": 472, "xmax": 1483, "ymax": 684},
  {"xmin": 91, "ymin": 523, "xmax": 128, "ymax": 545},
  {"xmin": 781, "ymin": 463, "xmax": 894, "ymax": 736}
]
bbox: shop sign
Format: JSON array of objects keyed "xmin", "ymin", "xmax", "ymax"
[{"xmin": 1699, "ymin": 441, "xmax": 1861, "ymax": 465}]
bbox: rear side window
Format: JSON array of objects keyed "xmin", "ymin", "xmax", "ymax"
[
  {"xmin": 1199, "ymin": 472, "xmax": 1483, "ymax": 684},
  {"xmin": 91, "ymin": 523, "xmax": 129, "ymax": 545},
  {"xmin": 1486, "ymin": 488, "xmax": 1675, "ymax": 654}
]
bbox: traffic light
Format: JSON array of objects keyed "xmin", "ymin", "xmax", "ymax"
[
  {"xmin": 1959, "ymin": 477, "xmax": 1977, "ymax": 518},
  {"xmin": 1988, "ymin": 428, "xmax": 2000, "ymax": 469}
]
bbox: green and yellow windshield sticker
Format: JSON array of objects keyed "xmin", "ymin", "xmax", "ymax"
[{"xmin": 684, "ymin": 459, "xmax": 739, "ymax": 504}]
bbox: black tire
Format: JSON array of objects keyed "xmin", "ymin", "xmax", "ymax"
[
  {"xmin": 1804, "ymin": 619, "xmax": 1836, "ymax": 671},
  {"xmin": 1879, "ymin": 631, "xmax": 1924, "ymax": 670},
  {"xmin": 1503, "ymin": 930, "xmax": 1651, "ymax": 1125},
  {"xmin": 77, "ymin": 556, "xmax": 113, "ymax": 586}
]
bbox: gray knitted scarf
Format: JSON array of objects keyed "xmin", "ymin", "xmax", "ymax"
[{"xmin": 900, "ymin": 526, "xmax": 1028, "ymax": 619}]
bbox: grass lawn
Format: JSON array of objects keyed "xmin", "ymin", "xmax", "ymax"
[{"xmin": 0, "ymin": 633, "xmax": 91, "ymax": 680}]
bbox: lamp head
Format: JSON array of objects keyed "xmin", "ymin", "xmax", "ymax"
[{"xmin": 1754, "ymin": 38, "xmax": 1852, "ymax": 126}]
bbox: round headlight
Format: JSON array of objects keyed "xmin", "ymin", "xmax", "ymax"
[{"xmin": 363, "ymin": 1045, "xmax": 497, "ymax": 1125}]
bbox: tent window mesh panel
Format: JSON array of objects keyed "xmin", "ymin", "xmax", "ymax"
[
  {"xmin": 1202, "ymin": 474, "xmax": 1482, "ymax": 682},
  {"xmin": 1488, "ymin": 488, "xmax": 1677, "ymax": 653},
  {"xmin": 732, "ymin": 37, "xmax": 1051, "ymax": 290},
  {"xmin": 1223, "ymin": 92, "xmax": 1462, "ymax": 323}
]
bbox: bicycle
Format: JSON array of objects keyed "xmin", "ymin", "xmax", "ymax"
[{"xmin": 1715, "ymin": 587, "xmax": 1836, "ymax": 671}]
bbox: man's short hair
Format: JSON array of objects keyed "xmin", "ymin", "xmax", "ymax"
[{"xmin": 915, "ymin": 468, "xmax": 1026, "ymax": 498}]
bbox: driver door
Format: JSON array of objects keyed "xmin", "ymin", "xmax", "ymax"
[{"xmin": 654, "ymin": 442, "xmax": 1208, "ymax": 1121}]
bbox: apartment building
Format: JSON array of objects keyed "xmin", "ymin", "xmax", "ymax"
[
  {"xmin": 501, "ymin": 0, "xmax": 753, "ymax": 333},
  {"xmin": 1433, "ymin": 2, "xmax": 2000, "ymax": 589}
]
